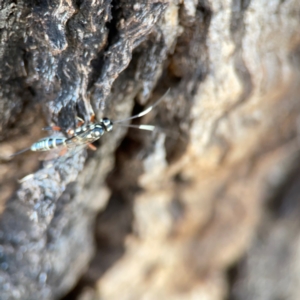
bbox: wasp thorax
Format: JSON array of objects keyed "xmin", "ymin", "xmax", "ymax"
[
  {"xmin": 91, "ymin": 125, "xmax": 105, "ymax": 138},
  {"xmin": 102, "ymin": 118, "xmax": 113, "ymax": 132}
]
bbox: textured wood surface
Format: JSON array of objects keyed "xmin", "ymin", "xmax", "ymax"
[{"xmin": 0, "ymin": 1, "xmax": 300, "ymax": 300}]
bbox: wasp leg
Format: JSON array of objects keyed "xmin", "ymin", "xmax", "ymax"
[
  {"xmin": 43, "ymin": 126, "xmax": 61, "ymax": 131},
  {"xmin": 67, "ymin": 128, "xmax": 75, "ymax": 136},
  {"xmin": 90, "ymin": 114, "xmax": 96, "ymax": 123},
  {"xmin": 76, "ymin": 116, "xmax": 85, "ymax": 127},
  {"xmin": 59, "ymin": 148, "xmax": 68, "ymax": 156},
  {"xmin": 88, "ymin": 143, "xmax": 97, "ymax": 151}
]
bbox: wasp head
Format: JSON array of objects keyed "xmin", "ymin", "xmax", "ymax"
[{"xmin": 101, "ymin": 118, "xmax": 113, "ymax": 132}]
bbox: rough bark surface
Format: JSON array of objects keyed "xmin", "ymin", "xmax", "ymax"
[{"xmin": 0, "ymin": 0, "xmax": 300, "ymax": 300}]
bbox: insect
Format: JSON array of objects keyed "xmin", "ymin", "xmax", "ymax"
[{"xmin": 11, "ymin": 89, "xmax": 170, "ymax": 158}]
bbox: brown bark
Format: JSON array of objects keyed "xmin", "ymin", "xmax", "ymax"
[{"xmin": 0, "ymin": 0, "xmax": 300, "ymax": 300}]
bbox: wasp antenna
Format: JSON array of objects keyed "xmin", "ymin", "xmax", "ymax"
[
  {"xmin": 137, "ymin": 125, "xmax": 156, "ymax": 131},
  {"xmin": 114, "ymin": 88, "xmax": 170, "ymax": 124},
  {"xmin": 10, "ymin": 147, "xmax": 31, "ymax": 158},
  {"xmin": 115, "ymin": 123, "xmax": 156, "ymax": 131}
]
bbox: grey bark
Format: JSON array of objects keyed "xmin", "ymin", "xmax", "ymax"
[
  {"xmin": 0, "ymin": 1, "xmax": 168, "ymax": 299},
  {"xmin": 0, "ymin": 1, "xmax": 300, "ymax": 300}
]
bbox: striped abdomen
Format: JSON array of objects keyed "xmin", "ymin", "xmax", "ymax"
[{"xmin": 31, "ymin": 137, "xmax": 67, "ymax": 152}]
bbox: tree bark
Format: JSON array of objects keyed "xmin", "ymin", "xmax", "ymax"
[{"xmin": 0, "ymin": 0, "xmax": 300, "ymax": 300}]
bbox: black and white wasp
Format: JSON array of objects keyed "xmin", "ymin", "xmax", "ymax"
[{"xmin": 11, "ymin": 89, "xmax": 169, "ymax": 158}]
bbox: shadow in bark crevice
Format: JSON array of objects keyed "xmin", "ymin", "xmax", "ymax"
[{"xmin": 62, "ymin": 122, "xmax": 149, "ymax": 299}]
